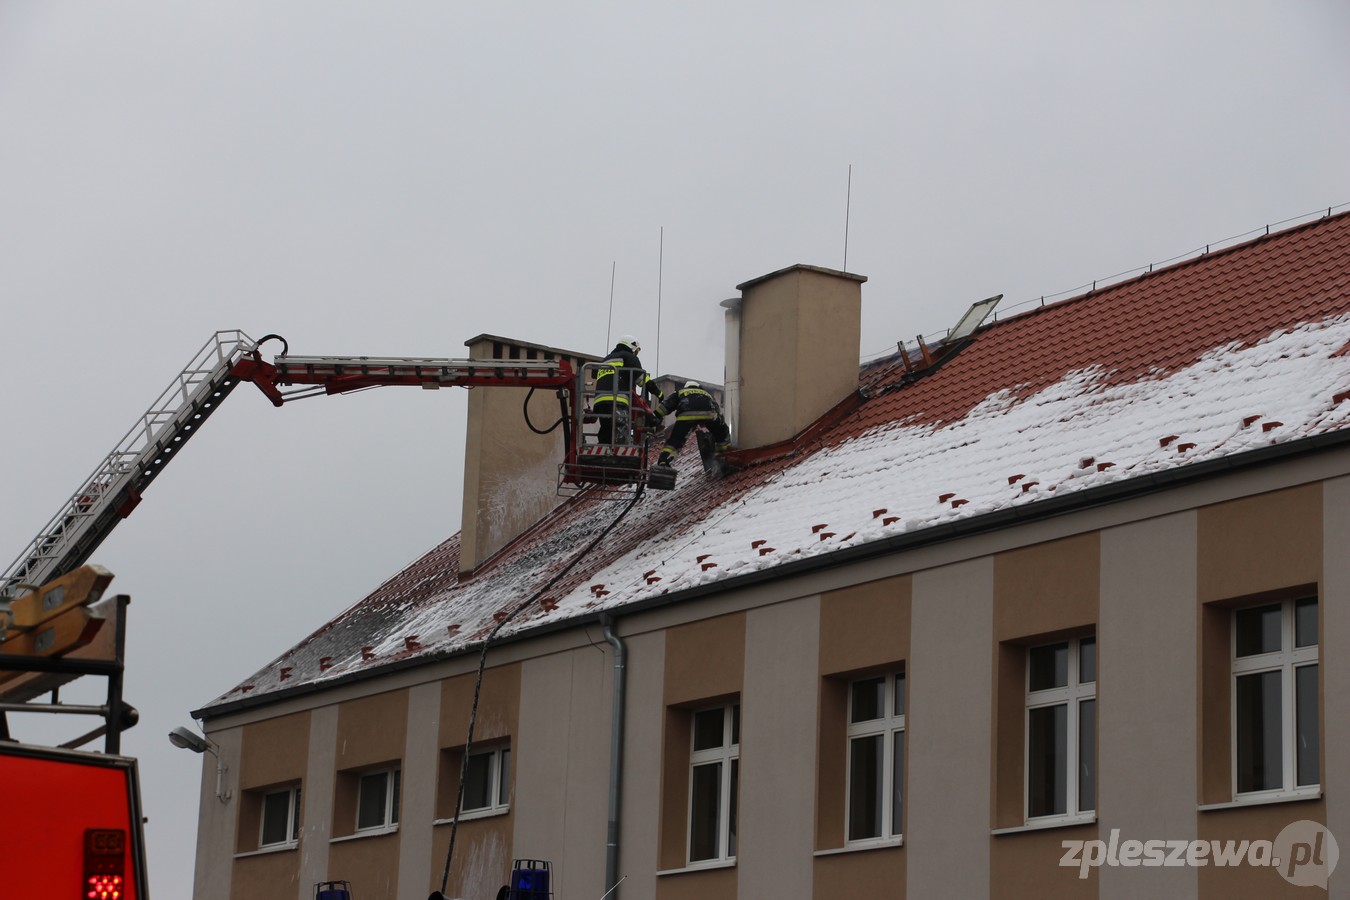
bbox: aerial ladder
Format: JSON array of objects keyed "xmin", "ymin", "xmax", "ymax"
[
  {"xmin": 1, "ymin": 329, "xmax": 671, "ymax": 899},
  {"xmin": 1, "ymin": 329, "xmax": 671, "ymax": 609}
]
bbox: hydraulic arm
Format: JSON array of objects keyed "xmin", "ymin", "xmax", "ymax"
[{"xmin": 3, "ymin": 331, "xmax": 663, "ymax": 604}]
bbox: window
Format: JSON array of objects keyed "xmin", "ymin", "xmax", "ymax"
[
  {"xmin": 260, "ymin": 785, "xmax": 301, "ymax": 847},
  {"xmin": 1233, "ymin": 597, "xmax": 1319, "ymax": 796},
  {"xmin": 1026, "ymin": 636, "xmax": 1096, "ymax": 820},
  {"xmin": 846, "ymin": 673, "xmax": 904, "ymax": 843},
  {"xmin": 689, "ymin": 704, "xmax": 739, "ymax": 864},
  {"xmin": 462, "ymin": 746, "xmax": 511, "ymax": 815},
  {"xmin": 356, "ymin": 768, "xmax": 401, "ymax": 832}
]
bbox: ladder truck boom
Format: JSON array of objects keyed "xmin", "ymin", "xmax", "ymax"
[
  {"xmin": 1, "ymin": 330, "xmax": 258, "ymax": 604},
  {"xmin": 3, "ymin": 331, "xmax": 662, "ymax": 605},
  {"xmin": 231, "ymin": 335, "xmax": 577, "ymax": 405}
]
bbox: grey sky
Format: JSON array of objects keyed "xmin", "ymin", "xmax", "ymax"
[{"xmin": 2, "ymin": 3, "xmax": 1347, "ymax": 896}]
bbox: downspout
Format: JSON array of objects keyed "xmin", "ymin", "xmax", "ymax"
[{"xmin": 601, "ymin": 613, "xmax": 627, "ymax": 898}]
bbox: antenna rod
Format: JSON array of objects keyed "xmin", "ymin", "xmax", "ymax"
[
  {"xmin": 606, "ymin": 261, "xmax": 616, "ymax": 350},
  {"xmin": 843, "ymin": 164, "xmax": 853, "ymax": 271},
  {"xmin": 656, "ymin": 226, "xmax": 664, "ymax": 375}
]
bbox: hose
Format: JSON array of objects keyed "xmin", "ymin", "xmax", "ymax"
[
  {"xmin": 434, "ymin": 482, "xmax": 646, "ymax": 898},
  {"xmin": 522, "ymin": 387, "xmax": 566, "ymax": 435}
]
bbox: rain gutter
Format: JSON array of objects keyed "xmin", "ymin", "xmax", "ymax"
[{"xmin": 195, "ymin": 426, "xmax": 1350, "ymax": 720}]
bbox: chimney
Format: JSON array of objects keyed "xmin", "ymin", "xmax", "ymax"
[
  {"xmin": 459, "ymin": 335, "xmax": 593, "ymax": 575},
  {"xmin": 728, "ymin": 264, "xmax": 866, "ymax": 449}
]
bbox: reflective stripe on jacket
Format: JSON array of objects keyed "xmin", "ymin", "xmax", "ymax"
[
  {"xmin": 660, "ymin": 387, "xmax": 721, "ymax": 421},
  {"xmin": 595, "ymin": 347, "xmax": 657, "ymax": 405}
]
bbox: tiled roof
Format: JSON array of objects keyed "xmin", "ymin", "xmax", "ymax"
[{"xmin": 200, "ymin": 210, "xmax": 1350, "ymax": 713}]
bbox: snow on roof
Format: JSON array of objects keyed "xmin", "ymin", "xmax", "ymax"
[{"xmin": 200, "ymin": 211, "xmax": 1350, "ymax": 714}]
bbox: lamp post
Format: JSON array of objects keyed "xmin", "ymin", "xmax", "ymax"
[{"xmin": 168, "ymin": 725, "xmax": 231, "ymax": 803}]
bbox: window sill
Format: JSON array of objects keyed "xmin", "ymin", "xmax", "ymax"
[
  {"xmin": 1199, "ymin": 787, "xmax": 1322, "ymax": 813},
  {"xmin": 432, "ymin": 807, "xmax": 510, "ymax": 826},
  {"xmin": 330, "ymin": 825, "xmax": 399, "ymax": 844},
  {"xmin": 234, "ymin": 842, "xmax": 298, "ymax": 859},
  {"xmin": 657, "ymin": 859, "xmax": 737, "ymax": 876},
  {"xmin": 992, "ymin": 814, "xmax": 1096, "ymax": 836},
  {"xmin": 814, "ymin": 837, "xmax": 903, "ymax": 857}
]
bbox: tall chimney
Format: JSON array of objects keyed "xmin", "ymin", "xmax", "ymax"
[
  {"xmin": 459, "ymin": 335, "xmax": 593, "ymax": 576},
  {"xmin": 731, "ymin": 264, "xmax": 866, "ymax": 449}
]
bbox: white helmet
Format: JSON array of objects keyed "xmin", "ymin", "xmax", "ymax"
[
  {"xmin": 684, "ymin": 380, "xmax": 700, "ymax": 389},
  {"xmin": 618, "ymin": 334, "xmax": 641, "ymax": 354}
]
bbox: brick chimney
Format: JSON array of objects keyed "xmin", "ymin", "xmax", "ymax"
[
  {"xmin": 725, "ymin": 265, "xmax": 866, "ymax": 449},
  {"xmin": 459, "ymin": 335, "xmax": 594, "ymax": 575}
]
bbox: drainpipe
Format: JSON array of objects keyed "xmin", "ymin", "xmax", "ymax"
[{"xmin": 601, "ymin": 614, "xmax": 626, "ymax": 898}]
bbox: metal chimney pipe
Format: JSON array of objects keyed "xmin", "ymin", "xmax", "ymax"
[{"xmin": 719, "ymin": 297, "xmax": 742, "ymax": 446}]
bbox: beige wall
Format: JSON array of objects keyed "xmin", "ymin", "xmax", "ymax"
[
  {"xmin": 989, "ymin": 534, "xmax": 1101, "ymax": 900},
  {"xmin": 229, "ymin": 844, "xmax": 303, "ymax": 900},
  {"xmin": 1194, "ymin": 484, "xmax": 1328, "ymax": 900},
  {"xmin": 397, "ymin": 683, "xmax": 440, "ymax": 898},
  {"xmin": 812, "ymin": 575, "xmax": 911, "ymax": 897},
  {"xmin": 432, "ymin": 665, "xmax": 519, "ymax": 899},
  {"xmin": 620, "ymin": 629, "xmax": 667, "ymax": 900},
  {"xmin": 741, "ymin": 597, "xmax": 821, "ymax": 900},
  {"xmin": 1196, "ymin": 483, "xmax": 1321, "ymax": 604},
  {"xmin": 330, "ymin": 690, "xmax": 409, "ymax": 899},
  {"xmin": 1324, "ymin": 475, "xmax": 1350, "ymax": 900},
  {"xmin": 514, "ymin": 646, "xmax": 613, "ymax": 900},
  {"xmin": 298, "ymin": 705, "xmax": 338, "ymax": 896},
  {"xmin": 908, "ymin": 558, "xmax": 993, "ymax": 899},
  {"xmin": 239, "ymin": 711, "xmax": 310, "ymax": 794},
  {"xmin": 230, "ymin": 712, "xmax": 311, "ymax": 899},
  {"xmin": 1197, "ymin": 485, "xmax": 1321, "ymax": 809},
  {"xmin": 657, "ymin": 613, "xmax": 745, "ymax": 899},
  {"xmin": 735, "ymin": 265, "xmax": 864, "ymax": 448},
  {"xmin": 194, "ymin": 724, "xmax": 242, "ymax": 900},
  {"xmin": 991, "ymin": 533, "xmax": 1099, "ymax": 834},
  {"xmin": 1099, "ymin": 512, "xmax": 1198, "ymax": 900}
]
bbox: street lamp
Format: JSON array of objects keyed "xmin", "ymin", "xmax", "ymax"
[{"xmin": 168, "ymin": 725, "xmax": 231, "ymax": 803}]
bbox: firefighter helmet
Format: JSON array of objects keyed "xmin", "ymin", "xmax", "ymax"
[
  {"xmin": 618, "ymin": 335, "xmax": 641, "ymax": 354},
  {"xmin": 684, "ymin": 380, "xmax": 700, "ymax": 389}
]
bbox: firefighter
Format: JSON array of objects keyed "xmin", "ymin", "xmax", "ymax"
[
  {"xmin": 655, "ymin": 380, "xmax": 730, "ymax": 466},
  {"xmin": 593, "ymin": 335, "xmax": 663, "ymax": 444}
]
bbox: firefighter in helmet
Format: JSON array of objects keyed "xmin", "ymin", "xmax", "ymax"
[
  {"xmin": 655, "ymin": 380, "xmax": 730, "ymax": 466},
  {"xmin": 593, "ymin": 335, "xmax": 663, "ymax": 444}
]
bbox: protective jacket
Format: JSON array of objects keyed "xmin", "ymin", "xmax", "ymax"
[
  {"xmin": 656, "ymin": 386, "xmax": 730, "ymax": 466},
  {"xmin": 594, "ymin": 345, "xmax": 661, "ymax": 407},
  {"xmin": 656, "ymin": 386, "xmax": 721, "ymax": 421}
]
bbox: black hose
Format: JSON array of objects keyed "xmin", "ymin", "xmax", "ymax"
[
  {"xmin": 254, "ymin": 333, "xmax": 289, "ymax": 357},
  {"xmin": 523, "ymin": 387, "xmax": 565, "ymax": 435},
  {"xmin": 435, "ymin": 482, "xmax": 646, "ymax": 897}
]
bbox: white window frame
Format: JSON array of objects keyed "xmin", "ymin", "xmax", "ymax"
[
  {"xmin": 1025, "ymin": 636, "xmax": 1096, "ymax": 823},
  {"xmin": 1232, "ymin": 597, "xmax": 1319, "ymax": 800},
  {"xmin": 845, "ymin": 672, "xmax": 905, "ymax": 845},
  {"xmin": 258, "ymin": 785, "xmax": 301, "ymax": 848},
  {"xmin": 460, "ymin": 745, "xmax": 511, "ymax": 818},
  {"xmin": 687, "ymin": 703, "xmax": 739, "ymax": 866},
  {"xmin": 355, "ymin": 767, "xmax": 401, "ymax": 832}
]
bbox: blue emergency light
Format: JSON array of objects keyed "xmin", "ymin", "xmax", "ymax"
[
  {"xmin": 509, "ymin": 859, "xmax": 552, "ymax": 899},
  {"xmin": 315, "ymin": 881, "xmax": 352, "ymax": 900}
]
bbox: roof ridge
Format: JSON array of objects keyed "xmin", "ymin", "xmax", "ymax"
[{"xmin": 984, "ymin": 207, "xmax": 1350, "ymax": 333}]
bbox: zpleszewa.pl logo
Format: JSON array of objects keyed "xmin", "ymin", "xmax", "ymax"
[{"xmin": 1061, "ymin": 820, "xmax": 1338, "ymax": 887}]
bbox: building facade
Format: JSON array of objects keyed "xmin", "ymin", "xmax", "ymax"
[{"xmin": 189, "ymin": 212, "xmax": 1350, "ymax": 899}]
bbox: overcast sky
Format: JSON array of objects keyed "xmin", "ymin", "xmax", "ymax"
[{"xmin": 2, "ymin": 2, "xmax": 1348, "ymax": 896}]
